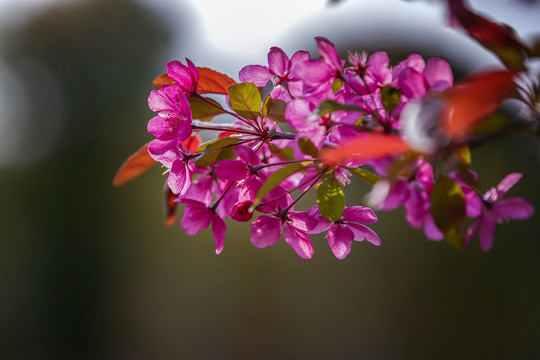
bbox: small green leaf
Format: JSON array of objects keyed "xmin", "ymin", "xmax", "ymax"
[
  {"xmin": 307, "ymin": 100, "xmax": 363, "ymax": 122},
  {"xmin": 253, "ymin": 162, "xmax": 309, "ymax": 208},
  {"xmin": 453, "ymin": 145, "xmax": 471, "ymax": 165},
  {"xmin": 430, "ymin": 176, "xmax": 466, "ymax": 249},
  {"xmin": 262, "ymin": 98, "xmax": 287, "ymax": 122},
  {"xmin": 317, "ymin": 176, "xmax": 345, "ymax": 222},
  {"xmin": 472, "ymin": 113, "xmax": 510, "ymax": 134},
  {"xmin": 214, "ymin": 145, "xmax": 237, "ymax": 164},
  {"xmin": 260, "ymin": 76, "xmax": 277, "ymax": 103},
  {"xmin": 298, "ymin": 137, "xmax": 319, "ymax": 158},
  {"xmin": 195, "ymin": 137, "xmax": 242, "ymax": 167},
  {"xmin": 332, "ymin": 79, "xmax": 343, "ymax": 93},
  {"xmin": 381, "ymin": 86, "xmax": 402, "ymax": 113},
  {"xmin": 268, "ymin": 144, "xmax": 294, "ymax": 161},
  {"xmin": 485, "ymin": 43, "xmax": 526, "ymax": 71},
  {"xmin": 228, "ymin": 83, "xmax": 261, "ymax": 121},
  {"xmin": 346, "ymin": 167, "xmax": 382, "ymax": 186},
  {"xmin": 189, "ymin": 97, "xmax": 225, "ymax": 121}
]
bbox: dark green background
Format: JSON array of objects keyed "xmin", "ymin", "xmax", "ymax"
[{"xmin": 1, "ymin": 0, "xmax": 539, "ymax": 358}]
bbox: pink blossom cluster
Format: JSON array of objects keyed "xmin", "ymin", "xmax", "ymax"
[{"xmin": 138, "ymin": 37, "xmax": 533, "ymax": 258}]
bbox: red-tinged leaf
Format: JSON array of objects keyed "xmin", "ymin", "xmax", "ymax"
[
  {"xmin": 442, "ymin": 70, "xmax": 515, "ymax": 138},
  {"xmin": 182, "ymin": 134, "xmax": 201, "ymax": 154},
  {"xmin": 321, "ymin": 134, "xmax": 410, "ymax": 166},
  {"xmin": 152, "ymin": 73, "xmax": 175, "ymax": 89},
  {"xmin": 164, "ymin": 183, "xmax": 179, "ymax": 227},
  {"xmin": 218, "ymin": 131, "xmax": 241, "ymax": 139},
  {"xmin": 447, "ymin": 0, "xmax": 527, "ymax": 69},
  {"xmin": 113, "ymin": 144, "xmax": 156, "ymax": 187},
  {"xmin": 196, "ymin": 67, "xmax": 236, "ymax": 95}
]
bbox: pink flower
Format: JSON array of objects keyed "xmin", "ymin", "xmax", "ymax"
[
  {"xmin": 394, "ymin": 56, "xmax": 454, "ymax": 100},
  {"xmin": 214, "ymin": 145, "xmax": 261, "ymax": 182},
  {"xmin": 368, "ymin": 159, "xmax": 444, "ymax": 241},
  {"xmin": 307, "ymin": 206, "xmax": 381, "ymax": 259},
  {"xmin": 147, "ymin": 86, "xmax": 193, "ymax": 153},
  {"xmin": 179, "ymin": 199, "xmax": 226, "ymax": 254},
  {"xmin": 250, "ymin": 211, "xmax": 314, "ymax": 259},
  {"xmin": 239, "ymin": 47, "xmax": 310, "ymax": 100},
  {"xmin": 166, "ymin": 58, "xmax": 199, "ymax": 98},
  {"xmin": 292, "ymin": 37, "xmax": 344, "ymax": 96},
  {"xmin": 466, "ymin": 173, "xmax": 534, "ymax": 251}
]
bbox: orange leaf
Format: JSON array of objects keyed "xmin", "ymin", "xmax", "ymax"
[
  {"xmin": 164, "ymin": 184, "xmax": 179, "ymax": 227},
  {"xmin": 113, "ymin": 144, "xmax": 156, "ymax": 187},
  {"xmin": 443, "ymin": 70, "xmax": 515, "ymax": 138},
  {"xmin": 321, "ymin": 134, "xmax": 410, "ymax": 166},
  {"xmin": 182, "ymin": 133, "xmax": 201, "ymax": 154},
  {"xmin": 152, "ymin": 73, "xmax": 176, "ymax": 89},
  {"xmin": 196, "ymin": 67, "xmax": 236, "ymax": 95}
]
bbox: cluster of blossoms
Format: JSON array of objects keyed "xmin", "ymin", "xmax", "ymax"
[{"xmin": 114, "ymin": 34, "xmax": 535, "ymax": 259}]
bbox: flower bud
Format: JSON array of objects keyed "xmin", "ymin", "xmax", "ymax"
[{"xmin": 230, "ymin": 201, "xmax": 254, "ymax": 222}]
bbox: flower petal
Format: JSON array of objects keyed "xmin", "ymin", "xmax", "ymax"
[
  {"xmin": 283, "ymin": 223, "xmax": 314, "ymax": 259},
  {"xmin": 212, "ymin": 214, "xmax": 226, "ymax": 254},
  {"xmin": 234, "ymin": 145, "xmax": 260, "ymax": 166},
  {"xmin": 347, "ymin": 223, "xmax": 381, "ymax": 246},
  {"xmin": 268, "ymin": 47, "xmax": 288, "ymax": 76},
  {"xmin": 493, "ymin": 197, "xmax": 534, "ymax": 221},
  {"xmin": 238, "ymin": 65, "xmax": 273, "ymax": 87},
  {"xmin": 496, "ymin": 172, "xmax": 522, "ymax": 198},
  {"xmin": 180, "ymin": 203, "xmax": 211, "ymax": 235},
  {"xmin": 147, "ymin": 116, "xmax": 171, "ymax": 137},
  {"xmin": 327, "ymin": 224, "xmax": 354, "ymax": 259},
  {"xmin": 250, "ymin": 216, "xmax": 281, "ymax": 248},
  {"xmin": 478, "ymin": 213, "xmax": 497, "ymax": 252},
  {"xmin": 423, "ymin": 57, "xmax": 453, "ymax": 92},
  {"xmin": 215, "ymin": 159, "xmax": 249, "ymax": 181},
  {"xmin": 168, "ymin": 159, "xmax": 191, "ymax": 195},
  {"xmin": 342, "ymin": 206, "xmax": 377, "ymax": 224}
]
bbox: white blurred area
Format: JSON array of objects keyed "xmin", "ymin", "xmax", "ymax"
[{"xmin": 0, "ymin": 0, "xmax": 538, "ymax": 168}]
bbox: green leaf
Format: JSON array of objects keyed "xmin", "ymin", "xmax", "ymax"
[
  {"xmin": 260, "ymin": 76, "xmax": 277, "ymax": 103},
  {"xmin": 195, "ymin": 137, "xmax": 242, "ymax": 167},
  {"xmin": 332, "ymin": 79, "xmax": 343, "ymax": 93},
  {"xmin": 262, "ymin": 98, "xmax": 287, "ymax": 122},
  {"xmin": 228, "ymin": 83, "xmax": 261, "ymax": 121},
  {"xmin": 317, "ymin": 176, "xmax": 345, "ymax": 222},
  {"xmin": 307, "ymin": 100, "xmax": 363, "ymax": 122},
  {"xmin": 472, "ymin": 113, "xmax": 510, "ymax": 134},
  {"xmin": 380, "ymin": 86, "xmax": 402, "ymax": 113},
  {"xmin": 252, "ymin": 162, "xmax": 309, "ymax": 208},
  {"xmin": 346, "ymin": 167, "xmax": 382, "ymax": 186},
  {"xmin": 189, "ymin": 97, "xmax": 225, "ymax": 121},
  {"xmin": 298, "ymin": 137, "xmax": 319, "ymax": 158},
  {"xmin": 430, "ymin": 176, "xmax": 466, "ymax": 249},
  {"xmin": 453, "ymin": 145, "xmax": 471, "ymax": 165},
  {"xmin": 268, "ymin": 144, "xmax": 294, "ymax": 161},
  {"xmin": 485, "ymin": 43, "xmax": 526, "ymax": 71}
]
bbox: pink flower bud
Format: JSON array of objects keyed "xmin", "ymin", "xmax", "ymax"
[{"xmin": 230, "ymin": 201, "xmax": 254, "ymax": 222}]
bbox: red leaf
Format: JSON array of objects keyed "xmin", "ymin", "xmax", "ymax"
[
  {"xmin": 182, "ymin": 133, "xmax": 201, "ymax": 154},
  {"xmin": 113, "ymin": 144, "xmax": 156, "ymax": 187},
  {"xmin": 447, "ymin": 0, "xmax": 527, "ymax": 69},
  {"xmin": 442, "ymin": 70, "xmax": 515, "ymax": 138},
  {"xmin": 218, "ymin": 131, "xmax": 241, "ymax": 139},
  {"xmin": 321, "ymin": 134, "xmax": 410, "ymax": 165},
  {"xmin": 152, "ymin": 73, "xmax": 175, "ymax": 89},
  {"xmin": 164, "ymin": 184, "xmax": 179, "ymax": 227},
  {"xmin": 449, "ymin": 2, "xmax": 523, "ymax": 48},
  {"xmin": 196, "ymin": 67, "xmax": 236, "ymax": 95}
]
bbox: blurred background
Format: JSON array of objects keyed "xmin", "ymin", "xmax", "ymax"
[{"xmin": 1, "ymin": 0, "xmax": 539, "ymax": 358}]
